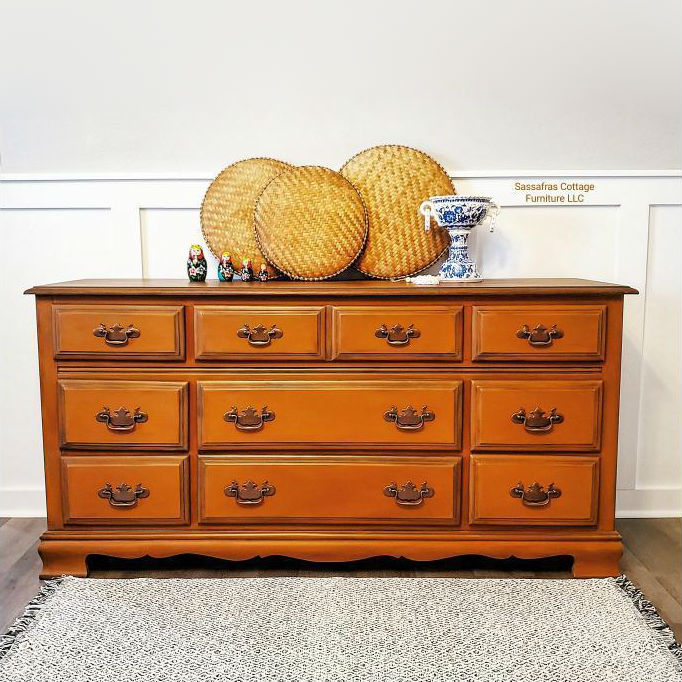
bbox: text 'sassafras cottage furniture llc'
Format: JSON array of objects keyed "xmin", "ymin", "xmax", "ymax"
[{"xmin": 27, "ymin": 278, "xmax": 636, "ymax": 578}]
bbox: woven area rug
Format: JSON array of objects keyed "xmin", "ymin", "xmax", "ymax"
[{"xmin": 1, "ymin": 576, "xmax": 680, "ymax": 681}]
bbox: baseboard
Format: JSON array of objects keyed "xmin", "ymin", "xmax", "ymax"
[
  {"xmin": 1, "ymin": 486, "xmax": 680, "ymax": 519},
  {"xmin": 0, "ymin": 488, "xmax": 46, "ymax": 517},
  {"xmin": 616, "ymin": 488, "xmax": 682, "ymax": 518}
]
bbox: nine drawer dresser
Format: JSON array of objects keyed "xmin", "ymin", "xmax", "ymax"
[{"xmin": 27, "ymin": 278, "xmax": 636, "ymax": 578}]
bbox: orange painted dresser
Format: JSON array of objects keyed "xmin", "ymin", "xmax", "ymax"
[{"xmin": 26, "ymin": 278, "xmax": 637, "ymax": 577}]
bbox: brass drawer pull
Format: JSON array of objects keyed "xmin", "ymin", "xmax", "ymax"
[
  {"xmin": 510, "ymin": 481, "xmax": 561, "ymax": 507},
  {"xmin": 225, "ymin": 480, "xmax": 276, "ymax": 505},
  {"xmin": 237, "ymin": 323, "xmax": 283, "ymax": 347},
  {"xmin": 93, "ymin": 323, "xmax": 141, "ymax": 346},
  {"xmin": 98, "ymin": 482, "xmax": 149, "ymax": 508},
  {"xmin": 384, "ymin": 405, "xmax": 435, "ymax": 431},
  {"xmin": 384, "ymin": 481, "xmax": 434, "ymax": 506},
  {"xmin": 95, "ymin": 406, "xmax": 148, "ymax": 433},
  {"xmin": 516, "ymin": 323, "xmax": 563, "ymax": 347},
  {"xmin": 224, "ymin": 405, "xmax": 275, "ymax": 431},
  {"xmin": 511, "ymin": 406, "xmax": 563, "ymax": 433},
  {"xmin": 375, "ymin": 323, "xmax": 420, "ymax": 346}
]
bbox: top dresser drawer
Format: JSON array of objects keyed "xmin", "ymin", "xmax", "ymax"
[
  {"xmin": 331, "ymin": 306, "xmax": 463, "ymax": 360},
  {"xmin": 53, "ymin": 306, "xmax": 184, "ymax": 360},
  {"xmin": 472, "ymin": 305, "xmax": 606, "ymax": 361}
]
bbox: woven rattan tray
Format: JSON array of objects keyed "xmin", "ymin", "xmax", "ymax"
[
  {"xmin": 254, "ymin": 166, "xmax": 368, "ymax": 281},
  {"xmin": 201, "ymin": 158, "xmax": 292, "ymax": 278},
  {"xmin": 340, "ymin": 145, "xmax": 454, "ymax": 279}
]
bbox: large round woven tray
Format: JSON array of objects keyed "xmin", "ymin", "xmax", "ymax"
[
  {"xmin": 340, "ymin": 145, "xmax": 455, "ymax": 279},
  {"xmin": 201, "ymin": 157, "xmax": 292, "ymax": 278},
  {"xmin": 254, "ymin": 166, "xmax": 368, "ymax": 281}
]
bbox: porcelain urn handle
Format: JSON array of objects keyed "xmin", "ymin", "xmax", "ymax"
[{"xmin": 93, "ymin": 323, "xmax": 140, "ymax": 346}]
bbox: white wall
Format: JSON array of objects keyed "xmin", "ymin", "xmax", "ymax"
[
  {"xmin": 0, "ymin": 2, "xmax": 680, "ymax": 517},
  {"xmin": 0, "ymin": 0, "xmax": 680, "ymax": 172}
]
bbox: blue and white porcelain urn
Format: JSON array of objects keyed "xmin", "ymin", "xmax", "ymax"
[{"xmin": 419, "ymin": 195, "xmax": 499, "ymax": 282}]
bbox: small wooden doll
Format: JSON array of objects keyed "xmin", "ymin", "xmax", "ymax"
[
  {"xmin": 240, "ymin": 259, "xmax": 254, "ymax": 281},
  {"xmin": 257, "ymin": 263, "xmax": 269, "ymax": 282},
  {"xmin": 217, "ymin": 252, "xmax": 234, "ymax": 282},
  {"xmin": 187, "ymin": 244, "xmax": 207, "ymax": 282}
]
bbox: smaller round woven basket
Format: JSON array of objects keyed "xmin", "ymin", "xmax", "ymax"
[
  {"xmin": 254, "ymin": 166, "xmax": 368, "ymax": 281},
  {"xmin": 340, "ymin": 145, "xmax": 455, "ymax": 279},
  {"xmin": 200, "ymin": 157, "xmax": 292, "ymax": 278}
]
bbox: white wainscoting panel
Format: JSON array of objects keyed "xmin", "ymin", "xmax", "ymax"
[{"xmin": 1, "ymin": 171, "xmax": 680, "ymax": 518}]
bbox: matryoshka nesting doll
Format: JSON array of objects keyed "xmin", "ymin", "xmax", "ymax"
[
  {"xmin": 187, "ymin": 244, "xmax": 207, "ymax": 282},
  {"xmin": 217, "ymin": 252, "xmax": 234, "ymax": 282},
  {"xmin": 257, "ymin": 263, "xmax": 269, "ymax": 282},
  {"xmin": 240, "ymin": 259, "xmax": 254, "ymax": 281}
]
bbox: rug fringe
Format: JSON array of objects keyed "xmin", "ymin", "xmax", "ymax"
[
  {"xmin": 0, "ymin": 576, "xmax": 67, "ymax": 661},
  {"xmin": 614, "ymin": 574, "xmax": 682, "ymax": 670}
]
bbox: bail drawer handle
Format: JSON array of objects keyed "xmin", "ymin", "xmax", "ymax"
[
  {"xmin": 511, "ymin": 407, "xmax": 563, "ymax": 433},
  {"xmin": 93, "ymin": 323, "xmax": 140, "ymax": 346},
  {"xmin": 225, "ymin": 480, "xmax": 276, "ymax": 505},
  {"xmin": 95, "ymin": 406, "xmax": 148, "ymax": 432},
  {"xmin": 510, "ymin": 482, "xmax": 561, "ymax": 507},
  {"xmin": 224, "ymin": 405, "xmax": 275, "ymax": 431},
  {"xmin": 98, "ymin": 483, "xmax": 149, "ymax": 508},
  {"xmin": 384, "ymin": 481, "xmax": 434, "ymax": 506},
  {"xmin": 516, "ymin": 324, "xmax": 563, "ymax": 347},
  {"xmin": 384, "ymin": 405, "xmax": 435, "ymax": 431},
  {"xmin": 237, "ymin": 323, "xmax": 283, "ymax": 347},
  {"xmin": 375, "ymin": 323, "xmax": 420, "ymax": 346}
]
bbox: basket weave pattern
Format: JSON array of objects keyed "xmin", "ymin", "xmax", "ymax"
[
  {"xmin": 201, "ymin": 158, "xmax": 292, "ymax": 277},
  {"xmin": 341, "ymin": 145, "xmax": 455, "ymax": 279},
  {"xmin": 254, "ymin": 166, "xmax": 368, "ymax": 281}
]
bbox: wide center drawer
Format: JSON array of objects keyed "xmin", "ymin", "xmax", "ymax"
[
  {"xmin": 53, "ymin": 305, "xmax": 184, "ymax": 360},
  {"xmin": 61, "ymin": 455, "xmax": 189, "ymax": 525},
  {"xmin": 58, "ymin": 380, "xmax": 189, "ymax": 450},
  {"xmin": 199, "ymin": 456, "xmax": 461, "ymax": 524},
  {"xmin": 471, "ymin": 379, "xmax": 602, "ymax": 451},
  {"xmin": 331, "ymin": 305, "xmax": 463, "ymax": 360},
  {"xmin": 198, "ymin": 379, "xmax": 462, "ymax": 449},
  {"xmin": 194, "ymin": 306, "xmax": 324, "ymax": 360},
  {"xmin": 469, "ymin": 455, "xmax": 599, "ymax": 525}
]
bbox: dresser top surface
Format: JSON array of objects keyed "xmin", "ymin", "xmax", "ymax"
[{"xmin": 26, "ymin": 278, "xmax": 637, "ymax": 297}]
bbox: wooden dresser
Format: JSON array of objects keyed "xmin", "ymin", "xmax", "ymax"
[{"xmin": 27, "ymin": 278, "xmax": 636, "ymax": 578}]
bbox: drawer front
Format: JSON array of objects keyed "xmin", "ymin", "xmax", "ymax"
[
  {"xmin": 472, "ymin": 305, "xmax": 606, "ymax": 361},
  {"xmin": 200, "ymin": 456, "xmax": 461, "ymax": 524},
  {"xmin": 331, "ymin": 306, "xmax": 463, "ymax": 360},
  {"xmin": 194, "ymin": 306, "xmax": 324, "ymax": 360},
  {"xmin": 61, "ymin": 455, "xmax": 189, "ymax": 525},
  {"xmin": 469, "ymin": 455, "xmax": 599, "ymax": 525},
  {"xmin": 53, "ymin": 305, "xmax": 184, "ymax": 360},
  {"xmin": 198, "ymin": 379, "xmax": 462, "ymax": 448},
  {"xmin": 471, "ymin": 379, "xmax": 602, "ymax": 451},
  {"xmin": 58, "ymin": 380, "xmax": 189, "ymax": 450}
]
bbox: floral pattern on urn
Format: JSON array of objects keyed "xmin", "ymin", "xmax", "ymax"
[{"xmin": 187, "ymin": 245, "xmax": 208, "ymax": 282}]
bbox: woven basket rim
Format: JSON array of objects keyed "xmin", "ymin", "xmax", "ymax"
[
  {"xmin": 340, "ymin": 144, "xmax": 455, "ymax": 279},
  {"xmin": 253, "ymin": 165, "xmax": 369, "ymax": 281},
  {"xmin": 200, "ymin": 157, "xmax": 293, "ymax": 278}
]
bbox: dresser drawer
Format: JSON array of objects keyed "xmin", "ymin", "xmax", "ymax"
[
  {"xmin": 61, "ymin": 455, "xmax": 189, "ymax": 525},
  {"xmin": 53, "ymin": 305, "xmax": 184, "ymax": 360},
  {"xmin": 471, "ymin": 379, "xmax": 602, "ymax": 451},
  {"xmin": 469, "ymin": 455, "xmax": 598, "ymax": 525},
  {"xmin": 330, "ymin": 306, "xmax": 463, "ymax": 360},
  {"xmin": 199, "ymin": 456, "xmax": 461, "ymax": 524},
  {"xmin": 58, "ymin": 380, "xmax": 189, "ymax": 450},
  {"xmin": 194, "ymin": 306, "xmax": 324, "ymax": 360},
  {"xmin": 198, "ymin": 379, "xmax": 462, "ymax": 449},
  {"xmin": 472, "ymin": 305, "xmax": 606, "ymax": 361}
]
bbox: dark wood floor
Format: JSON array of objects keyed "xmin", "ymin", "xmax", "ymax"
[{"xmin": 1, "ymin": 517, "xmax": 679, "ymax": 641}]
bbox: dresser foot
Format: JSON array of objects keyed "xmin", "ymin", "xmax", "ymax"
[
  {"xmin": 571, "ymin": 541, "xmax": 623, "ymax": 578},
  {"xmin": 39, "ymin": 540, "xmax": 89, "ymax": 578}
]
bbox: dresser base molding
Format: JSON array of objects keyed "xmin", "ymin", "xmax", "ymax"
[{"xmin": 38, "ymin": 533, "xmax": 623, "ymax": 579}]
